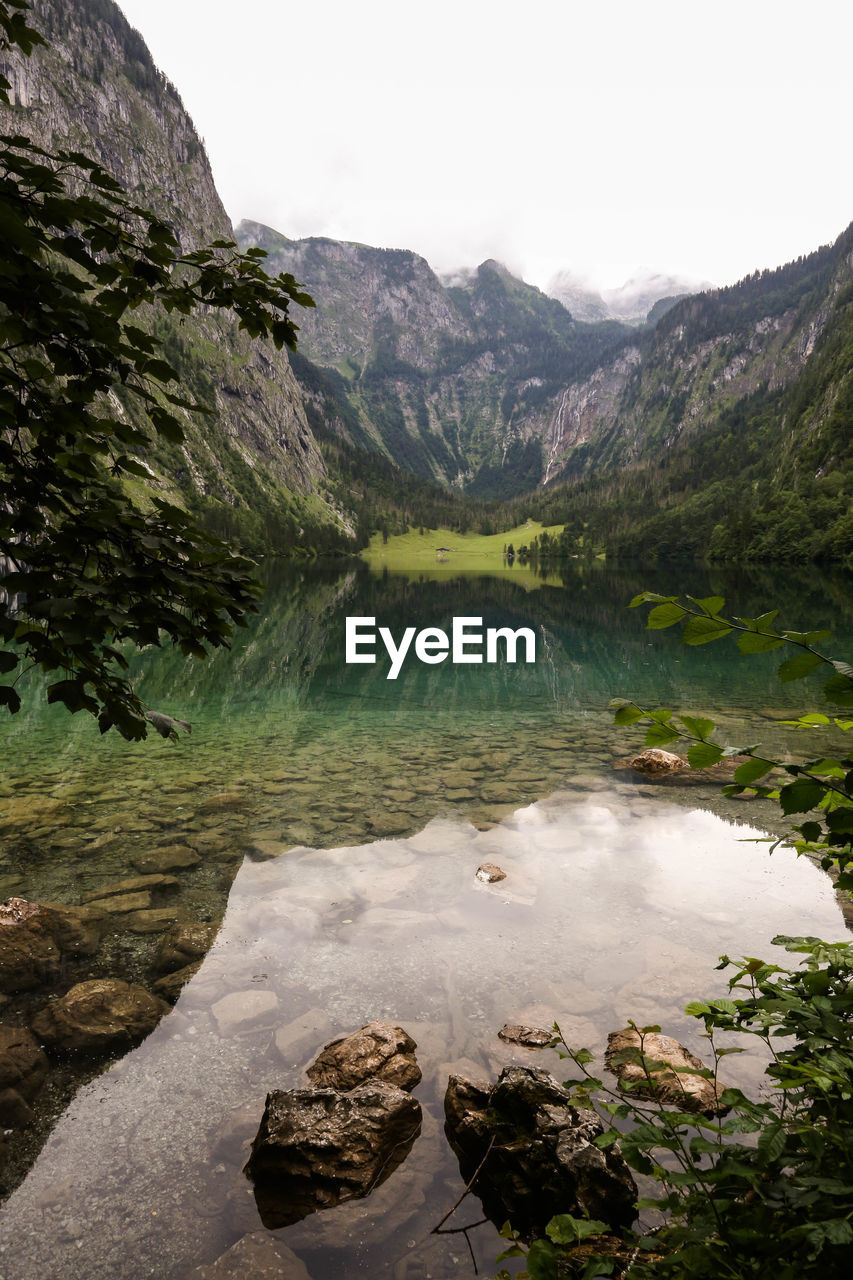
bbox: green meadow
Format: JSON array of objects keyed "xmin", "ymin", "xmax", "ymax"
[{"xmin": 360, "ymin": 520, "xmax": 566, "ymax": 583}]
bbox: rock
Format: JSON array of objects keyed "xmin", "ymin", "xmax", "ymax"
[
  {"xmin": 81, "ymin": 875, "xmax": 179, "ymax": 903},
  {"xmin": 152, "ymin": 962, "xmax": 201, "ymax": 1003},
  {"xmin": 244, "ymin": 1080, "xmax": 422, "ymax": 1228},
  {"xmin": 0, "ymin": 898, "xmax": 61, "ymax": 993},
  {"xmin": 131, "ymin": 846, "xmax": 201, "ymax": 875},
  {"xmin": 498, "ymin": 1024, "xmax": 552, "ymax": 1048},
  {"xmin": 306, "ymin": 1021, "xmax": 421, "ymax": 1092},
  {"xmin": 37, "ymin": 903, "xmax": 109, "ymax": 957},
  {"xmin": 211, "ymin": 990, "xmax": 279, "ymax": 1036},
  {"xmin": 365, "ymin": 812, "xmax": 412, "ymax": 837},
  {"xmin": 476, "ymin": 862, "xmax": 506, "ymax": 884},
  {"xmin": 197, "ymin": 792, "xmax": 250, "ymax": 813},
  {"xmin": 273, "ymin": 1008, "xmax": 333, "ymax": 1065},
  {"xmin": 444, "ymin": 1066, "xmax": 637, "ymax": 1236},
  {"xmin": 605, "ymin": 1029, "xmax": 728, "ymax": 1117},
  {"xmin": 629, "ymin": 749, "xmax": 687, "ymax": 777},
  {"xmin": 0, "ymin": 1087, "xmax": 35, "ymax": 1127},
  {"xmin": 479, "ymin": 783, "xmax": 518, "ymax": 804},
  {"xmin": 30, "ymin": 979, "xmax": 169, "ymax": 1053},
  {"xmin": 124, "ymin": 907, "xmax": 182, "ymax": 934},
  {"xmin": 155, "ymin": 921, "xmax": 217, "ymax": 972},
  {"xmin": 82, "ymin": 891, "xmax": 152, "ymax": 915},
  {"xmin": 0, "ymin": 1025, "xmax": 49, "ymax": 1100},
  {"xmin": 187, "ymin": 1232, "xmax": 312, "ymax": 1279},
  {"xmin": 246, "ymin": 839, "xmax": 290, "ymax": 862}
]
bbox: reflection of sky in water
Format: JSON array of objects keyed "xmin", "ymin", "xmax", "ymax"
[{"xmin": 0, "ymin": 790, "xmax": 842, "ymax": 1280}]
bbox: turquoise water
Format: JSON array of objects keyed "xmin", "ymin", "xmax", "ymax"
[{"xmin": 0, "ymin": 561, "xmax": 850, "ymax": 1277}]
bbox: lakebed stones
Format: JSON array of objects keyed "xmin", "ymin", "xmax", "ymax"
[
  {"xmin": 30, "ymin": 978, "xmax": 169, "ymax": 1053},
  {"xmin": 81, "ymin": 874, "xmax": 179, "ymax": 904},
  {"xmin": 152, "ymin": 961, "xmax": 201, "ymax": 1004},
  {"xmin": 444, "ymin": 1066, "xmax": 637, "ymax": 1237},
  {"xmin": 606, "ymin": 1028, "xmax": 729, "ymax": 1117},
  {"xmin": 36, "ymin": 902, "xmax": 109, "ymax": 957},
  {"xmin": 628, "ymin": 748, "xmax": 687, "ymax": 777},
  {"xmin": 274, "ymin": 1008, "xmax": 333, "ymax": 1065},
  {"xmin": 244, "ymin": 1080, "xmax": 422, "ymax": 1229},
  {"xmin": 306, "ymin": 1020, "xmax": 422, "ymax": 1092}
]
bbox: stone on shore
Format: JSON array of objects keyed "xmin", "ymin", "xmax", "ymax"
[
  {"xmin": 606, "ymin": 1028, "xmax": 728, "ymax": 1117},
  {"xmin": 244, "ymin": 1081, "xmax": 422, "ymax": 1228},
  {"xmin": 306, "ymin": 1021, "xmax": 421, "ymax": 1092},
  {"xmin": 629, "ymin": 749, "xmax": 686, "ymax": 777},
  {"xmin": 444, "ymin": 1066, "xmax": 637, "ymax": 1236}
]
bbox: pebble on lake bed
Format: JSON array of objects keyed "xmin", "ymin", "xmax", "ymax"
[{"xmin": 475, "ymin": 862, "xmax": 506, "ymax": 883}]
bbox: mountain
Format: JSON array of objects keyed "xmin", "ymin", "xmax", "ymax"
[
  {"xmin": 237, "ymin": 221, "xmax": 631, "ymax": 497},
  {"xmin": 0, "ymin": 0, "xmax": 350, "ymax": 553},
  {"xmin": 547, "ymin": 268, "xmax": 713, "ymax": 325}
]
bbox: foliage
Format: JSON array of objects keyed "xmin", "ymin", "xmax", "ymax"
[
  {"xmin": 611, "ymin": 592, "xmax": 853, "ymax": 889},
  {"xmin": 496, "ymin": 593, "xmax": 853, "ymax": 1278},
  {"xmin": 0, "ymin": 0, "xmax": 315, "ymax": 738}
]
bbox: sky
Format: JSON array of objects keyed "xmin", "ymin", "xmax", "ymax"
[{"xmin": 116, "ymin": 0, "xmax": 853, "ymax": 293}]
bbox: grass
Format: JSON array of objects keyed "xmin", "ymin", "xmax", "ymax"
[{"xmin": 361, "ymin": 520, "xmax": 566, "ymax": 585}]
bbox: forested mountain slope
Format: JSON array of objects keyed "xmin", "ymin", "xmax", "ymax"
[{"xmin": 0, "ymin": 0, "xmax": 351, "ymax": 553}]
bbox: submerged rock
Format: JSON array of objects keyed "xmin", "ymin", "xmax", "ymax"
[
  {"xmin": 188, "ymin": 1232, "xmax": 312, "ymax": 1279},
  {"xmin": 152, "ymin": 962, "xmax": 201, "ymax": 1003},
  {"xmin": 606, "ymin": 1028, "xmax": 729, "ymax": 1117},
  {"xmin": 498, "ymin": 1023, "xmax": 552, "ymax": 1048},
  {"xmin": 211, "ymin": 990, "xmax": 279, "ymax": 1036},
  {"xmin": 37, "ymin": 903, "xmax": 109, "ymax": 957},
  {"xmin": 628, "ymin": 749, "xmax": 686, "ymax": 777},
  {"xmin": 30, "ymin": 978, "xmax": 169, "ymax": 1053},
  {"xmin": 244, "ymin": 1080, "xmax": 422, "ymax": 1228},
  {"xmin": 306, "ymin": 1021, "xmax": 421, "ymax": 1092},
  {"xmin": 155, "ymin": 921, "xmax": 217, "ymax": 973},
  {"xmin": 81, "ymin": 874, "xmax": 179, "ymax": 903},
  {"xmin": 476, "ymin": 862, "xmax": 506, "ymax": 884},
  {"xmin": 0, "ymin": 899, "xmax": 61, "ymax": 993},
  {"xmin": 444, "ymin": 1066, "xmax": 637, "ymax": 1237},
  {"xmin": 132, "ymin": 845, "xmax": 201, "ymax": 875}
]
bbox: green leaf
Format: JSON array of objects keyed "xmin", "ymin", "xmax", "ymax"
[
  {"xmin": 546, "ymin": 1215, "xmax": 609, "ymax": 1244},
  {"xmin": 778, "ymin": 651, "xmax": 824, "ymax": 683},
  {"xmin": 679, "ymin": 715, "xmax": 715, "ymax": 739},
  {"xmin": 779, "ymin": 779, "xmax": 825, "ymax": 815},
  {"xmin": 737, "ymin": 629, "xmax": 784, "ymax": 654},
  {"xmin": 613, "ymin": 704, "xmax": 644, "ymax": 726},
  {"xmin": 757, "ymin": 1121, "xmax": 786, "ymax": 1163},
  {"xmin": 683, "ymin": 615, "xmax": 733, "ymax": 645},
  {"xmin": 646, "ymin": 602, "xmax": 687, "ymax": 629},
  {"xmin": 823, "ymin": 672, "xmax": 853, "ymax": 707},
  {"xmin": 525, "ymin": 1238, "xmax": 559, "ymax": 1280},
  {"xmin": 645, "ymin": 722, "xmax": 681, "ymax": 747},
  {"xmin": 687, "ymin": 594, "xmax": 725, "ymax": 615},
  {"xmin": 734, "ymin": 757, "xmax": 776, "ymax": 785},
  {"xmin": 687, "ymin": 742, "xmax": 724, "ymax": 769}
]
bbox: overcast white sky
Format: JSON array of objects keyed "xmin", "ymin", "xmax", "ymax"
[{"xmin": 116, "ymin": 0, "xmax": 852, "ymax": 292}]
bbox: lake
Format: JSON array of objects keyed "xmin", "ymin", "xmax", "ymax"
[{"xmin": 0, "ymin": 560, "xmax": 850, "ymax": 1278}]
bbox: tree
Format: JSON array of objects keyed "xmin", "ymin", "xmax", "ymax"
[{"xmin": 0, "ymin": 0, "xmax": 314, "ymax": 739}]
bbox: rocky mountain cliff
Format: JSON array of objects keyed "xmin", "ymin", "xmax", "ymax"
[
  {"xmin": 1, "ymin": 0, "xmax": 348, "ymax": 550},
  {"xmin": 237, "ymin": 221, "xmax": 631, "ymax": 497}
]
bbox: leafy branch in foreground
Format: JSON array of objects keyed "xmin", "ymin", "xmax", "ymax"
[
  {"xmin": 496, "ymin": 592, "xmax": 853, "ymax": 1278},
  {"xmin": 609, "ymin": 592, "xmax": 853, "ymax": 890},
  {"xmin": 0, "ymin": 1, "xmax": 315, "ymax": 738}
]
